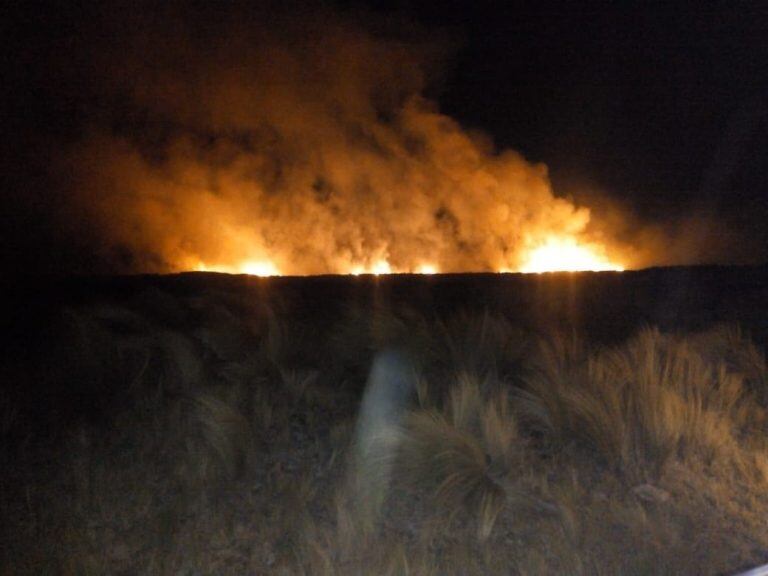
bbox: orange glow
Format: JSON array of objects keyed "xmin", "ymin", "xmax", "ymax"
[
  {"xmin": 189, "ymin": 240, "xmax": 625, "ymax": 276},
  {"xmin": 371, "ymin": 260, "xmax": 392, "ymax": 275},
  {"xmin": 240, "ymin": 261, "xmax": 281, "ymax": 276},
  {"xmin": 351, "ymin": 260, "xmax": 393, "ymax": 275},
  {"xmin": 416, "ymin": 264, "xmax": 438, "ymax": 275},
  {"xmin": 192, "ymin": 245, "xmax": 626, "ymax": 277},
  {"xmin": 519, "ymin": 237, "xmax": 624, "ymax": 273},
  {"xmin": 351, "ymin": 263, "xmax": 438, "ymax": 275},
  {"xmin": 62, "ymin": 12, "xmax": 649, "ymax": 278},
  {"xmin": 348, "ymin": 261, "xmax": 437, "ymax": 275},
  {"xmin": 196, "ymin": 260, "xmax": 280, "ymax": 277}
]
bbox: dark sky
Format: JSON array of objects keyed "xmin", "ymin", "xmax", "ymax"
[
  {"xmin": 2, "ymin": 0, "xmax": 767, "ymax": 273},
  {"xmin": 408, "ymin": 1, "xmax": 768, "ymax": 218}
]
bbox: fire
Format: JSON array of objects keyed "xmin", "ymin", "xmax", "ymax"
[
  {"xmin": 196, "ymin": 260, "xmax": 280, "ymax": 277},
  {"xmin": 371, "ymin": 260, "xmax": 392, "ymax": 275},
  {"xmin": 191, "ymin": 242, "xmax": 626, "ymax": 276},
  {"xmin": 519, "ymin": 237, "xmax": 624, "ymax": 273},
  {"xmin": 350, "ymin": 261, "xmax": 438, "ymax": 275},
  {"xmin": 349, "ymin": 263, "xmax": 389, "ymax": 275},
  {"xmin": 57, "ymin": 9, "xmax": 647, "ymax": 278},
  {"xmin": 240, "ymin": 261, "xmax": 281, "ymax": 276},
  {"xmin": 416, "ymin": 264, "xmax": 437, "ymax": 275}
]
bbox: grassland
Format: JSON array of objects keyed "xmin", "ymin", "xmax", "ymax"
[{"xmin": 2, "ymin": 269, "xmax": 767, "ymax": 574}]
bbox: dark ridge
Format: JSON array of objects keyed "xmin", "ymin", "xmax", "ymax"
[{"xmin": 3, "ymin": 264, "xmax": 768, "ymax": 346}]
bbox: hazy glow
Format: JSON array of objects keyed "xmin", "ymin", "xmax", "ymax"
[
  {"xmin": 416, "ymin": 264, "xmax": 438, "ymax": 274},
  {"xmin": 371, "ymin": 260, "xmax": 392, "ymax": 275},
  {"xmin": 64, "ymin": 13, "xmax": 639, "ymax": 277},
  {"xmin": 189, "ymin": 239, "xmax": 625, "ymax": 276},
  {"xmin": 519, "ymin": 237, "xmax": 624, "ymax": 273},
  {"xmin": 240, "ymin": 261, "xmax": 281, "ymax": 276},
  {"xmin": 349, "ymin": 260, "xmax": 393, "ymax": 275},
  {"xmin": 192, "ymin": 243, "xmax": 626, "ymax": 277},
  {"xmin": 196, "ymin": 260, "xmax": 280, "ymax": 277},
  {"xmin": 346, "ymin": 261, "xmax": 437, "ymax": 275}
]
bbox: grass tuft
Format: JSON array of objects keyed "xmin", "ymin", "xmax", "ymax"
[
  {"xmin": 519, "ymin": 326, "xmax": 764, "ymax": 480},
  {"xmin": 397, "ymin": 374, "xmax": 519, "ymax": 540},
  {"xmin": 4, "ymin": 286, "xmax": 768, "ymax": 574}
]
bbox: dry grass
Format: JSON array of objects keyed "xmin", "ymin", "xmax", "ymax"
[
  {"xmin": 2, "ymin": 288, "xmax": 767, "ymax": 575},
  {"xmin": 394, "ymin": 373, "xmax": 519, "ymax": 538},
  {"xmin": 519, "ymin": 326, "xmax": 766, "ymax": 480}
]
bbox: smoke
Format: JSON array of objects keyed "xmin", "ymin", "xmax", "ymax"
[{"xmin": 35, "ymin": 3, "xmax": 632, "ymax": 274}]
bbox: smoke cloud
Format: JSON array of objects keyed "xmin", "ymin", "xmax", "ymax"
[{"xmin": 29, "ymin": 3, "xmax": 637, "ymax": 274}]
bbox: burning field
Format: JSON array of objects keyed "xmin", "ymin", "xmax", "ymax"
[
  {"xmin": 2, "ymin": 268, "xmax": 768, "ymax": 574},
  {"xmin": 3, "ymin": 1, "xmax": 768, "ymax": 574},
  {"xmin": 10, "ymin": 2, "xmax": 740, "ymax": 278},
  {"xmin": 53, "ymin": 8, "xmax": 630, "ymax": 277}
]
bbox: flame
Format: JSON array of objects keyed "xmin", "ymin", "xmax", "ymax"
[
  {"xmin": 519, "ymin": 237, "xmax": 624, "ymax": 273},
  {"xmin": 196, "ymin": 260, "xmax": 280, "ymax": 276},
  {"xmin": 240, "ymin": 261, "xmax": 281, "ymax": 276},
  {"xmin": 193, "ymin": 242, "xmax": 627, "ymax": 277},
  {"xmin": 416, "ymin": 264, "xmax": 438, "ymax": 275},
  {"xmin": 55, "ymin": 9, "xmax": 647, "ymax": 277},
  {"xmin": 188, "ymin": 234, "xmax": 626, "ymax": 276},
  {"xmin": 346, "ymin": 261, "xmax": 439, "ymax": 275},
  {"xmin": 371, "ymin": 260, "xmax": 392, "ymax": 275},
  {"xmin": 350, "ymin": 260, "xmax": 394, "ymax": 275}
]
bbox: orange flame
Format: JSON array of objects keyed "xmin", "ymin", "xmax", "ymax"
[
  {"xmin": 196, "ymin": 260, "xmax": 280, "ymax": 277},
  {"xmin": 349, "ymin": 261, "xmax": 438, "ymax": 276},
  {"xmin": 191, "ymin": 236, "xmax": 627, "ymax": 277},
  {"xmin": 194, "ymin": 240, "xmax": 625, "ymax": 276},
  {"xmin": 62, "ymin": 13, "xmax": 635, "ymax": 278},
  {"xmin": 519, "ymin": 236, "xmax": 624, "ymax": 273}
]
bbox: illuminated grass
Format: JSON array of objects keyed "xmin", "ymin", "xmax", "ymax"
[
  {"xmin": 518, "ymin": 327, "xmax": 765, "ymax": 479},
  {"xmin": 2, "ymin": 292, "xmax": 767, "ymax": 575}
]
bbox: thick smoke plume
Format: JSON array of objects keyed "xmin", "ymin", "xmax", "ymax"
[{"xmin": 47, "ymin": 4, "xmax": 631, "ymax": 274}]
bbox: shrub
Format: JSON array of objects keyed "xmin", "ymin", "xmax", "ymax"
[
  {"xmin": 397, "ymin": 373, "xmax": 519, "ymax": 540},
  {"xmin": 518, "ymin": 327, "xmax": 763, "ymax": 479}
]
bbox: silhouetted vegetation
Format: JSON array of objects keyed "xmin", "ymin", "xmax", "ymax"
[{"xmin": 2, "ymin": 269, "xmax": 767, "ymax": 574}]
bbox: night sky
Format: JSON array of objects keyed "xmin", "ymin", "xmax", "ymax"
[
  {"xmin": 3, "ymin": 0, "xmax": 767, "ymax": 274},
  {"xmin": 431, "ymin": 2, "xmax": 767, "ymax": 218}
]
